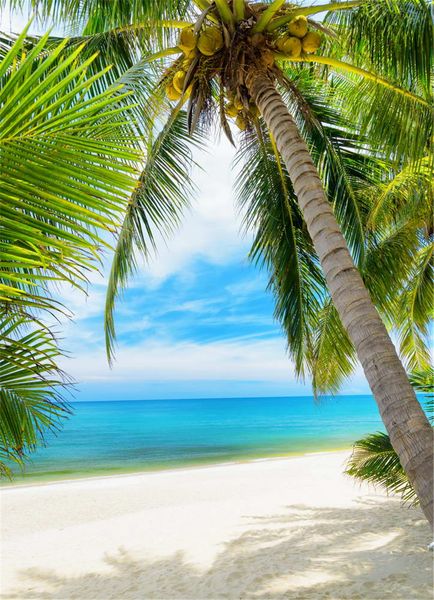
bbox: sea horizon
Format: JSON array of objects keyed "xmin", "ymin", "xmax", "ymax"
[
  {"xmin": 3, "ymin": 393, "xmax": 402, "ymax": 485},
  {"xmin": 69, "ymin": 392, "xmax": 374, "ymax": 403}
]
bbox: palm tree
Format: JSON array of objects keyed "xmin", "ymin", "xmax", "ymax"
[
  {"xmin": 6, "ymin": 0, "xmax": 433, "ymax": 527},
  {"xmin": 0, "ymin": 28, "xmax": 140, "ymax": 474},
  {"xmin": 346, "ymin": 368, "xmax": 433, "ymax": 506},
  {"xmin": 307, "ymin": 153, "xmax": 433, "ymax": 394}
]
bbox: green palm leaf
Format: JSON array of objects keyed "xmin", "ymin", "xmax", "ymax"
[
  {"xmin": 0, "ymin": 27, "xmax": 140, "ymax": 314},
  {"xmin": 235, "ymin": 122, "xmax": 325, "ymax": 374},
  {"xmin": 345, "ymin": 432, "xmax": 417, "ymax": 504},
  {"xmin": 0, "ymin": 314, "xmax": 69, "ymax": 477},
  {"xmin": 105, "ymin": 108, "xmax": 204, "ymax": 362},
  {"xmin": 0, "ymin": 28, "xmax": 143, "ymax": 476},
  {"xmin": 325, "ymin": 0, "xmax": 432, "ymax": 96},
  {"xmin": 346, "ymin": 367, "xmax": 433, "ymax": 505},
  {"xmin": 6, "ymin": 0, "xmax": 190, "ymax": 31}
]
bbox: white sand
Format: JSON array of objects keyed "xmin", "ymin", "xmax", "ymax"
[{"xmin": 0, "ymin": 451, "xmax": 432, "ymax": 600}]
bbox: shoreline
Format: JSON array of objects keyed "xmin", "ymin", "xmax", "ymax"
[
  {"xmin": 2, "ymin": 449, "xmax": 432, "ymax": 599},
  {"xmin": 1, "ymin": 446, "xmax": 353, "ymax": 490}
]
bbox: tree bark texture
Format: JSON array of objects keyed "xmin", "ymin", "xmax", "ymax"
[{"xmin": 246, "ymin": 69, "xmax": 434, "ymax": 529}]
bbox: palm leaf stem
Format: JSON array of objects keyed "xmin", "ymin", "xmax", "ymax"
[
  {"xmin": 268, "ymin": 0, "xmax": 363, "ymax": 30},
  {"xmin": 276, "ymin": 54, "xmax": 431, "ymax": 107},
  {"xmin": 253, "ymin": 0, "xmax": 286, "ymax": 33},
  {"xmin": 115, "ymin": 20, "xmax": 193, "ymax": 35},
  {"xmin": 214, "ymin": 0, "xmax": 235, "ymax": 25},
  {"xmin": 233, "ymin": 0, "xmax": 245, "ymax": 21}
]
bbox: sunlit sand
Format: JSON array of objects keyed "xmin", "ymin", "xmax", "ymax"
[{"xmin": 1, "ymin": 451, "xmax": 432, "ymax": 599}]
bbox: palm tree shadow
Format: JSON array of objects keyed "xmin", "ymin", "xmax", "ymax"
[{"xmin": 5, "ymin": 503, "xmax": 432, "ymax": 600}]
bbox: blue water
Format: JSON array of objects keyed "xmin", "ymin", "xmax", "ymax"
[{"xmin": 9, "ymin": 395, "xmax": 386, "ymax": 483}]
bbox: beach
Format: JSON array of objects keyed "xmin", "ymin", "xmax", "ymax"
[{"xmin": 1, "ymin": 450, "xmax": 432, "ymax": 600}]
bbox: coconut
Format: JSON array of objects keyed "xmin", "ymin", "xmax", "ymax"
[
  {"xmin": 183, "ymin": 47, "xmax": 197, "ymax": 60},
  {"xmin": 173, "ymin": 70, "xmax": 186, "ymax": 94},
  {"xmin": 197, "ymin": 27, "xmax": 224, "ymax": 56},
  {"xmin": 235, "ymin": 114, "xmax": 247, "ymax": 130},
  {"xmin": 225, "ymin": 102, "xmax": 238, "ymax": 118},
  {"xmin": 277, "ymin": 36, "xmax": 301, "ymax": 57},
  {"xmin": 262, "ymin": 49, "xmax": 274, "ymax": 68},
  {"xmin": 179, "ymin": 27, "xmax": 196, "ymax": 53},
  {"xmin": 166, "ymin": 84, "xmax": 181, "ymax": 101},
  {"xmin": 250, "ymin": 33, "xmax": 265, "ymax": 47},
  {"xmin": 234, "ymin": 97, "xmax": 244, "ymax": 111},
  {"xmin": 302, "ymin": 31, "xmax": 322, "ymax": 54},
  {"xmin": 287, "ymin": 15, "xmax": 308, "ymax": 38}
]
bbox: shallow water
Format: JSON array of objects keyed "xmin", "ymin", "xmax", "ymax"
[{"xmin": 8, "ymin": 395, "xmax": 386, "ymax": 483}]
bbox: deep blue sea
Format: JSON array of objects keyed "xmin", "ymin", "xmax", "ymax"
[{"xmin": 6, "ymin": 395, "xmax": 388, "ymax": 484}]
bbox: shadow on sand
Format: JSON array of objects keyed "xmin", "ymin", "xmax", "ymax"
[{"xmin": 5, "ymin": 501, "xmax": 432, "ymax": 600}]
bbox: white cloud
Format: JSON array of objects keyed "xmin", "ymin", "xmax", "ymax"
[
  {"xmin": 61, "ymin": 335, "xmax": 295, "ymax": 382},
  {"xmin": 59, "ymin": 333, "xmax": 369, "ymax": 395},
  {"xmin": 135, "ymin": 139, "xmax": 251, "ymax": 286}
]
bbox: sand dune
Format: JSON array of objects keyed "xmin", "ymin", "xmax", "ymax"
[{"xmin": 1, "ymin": 451, "xmax": 432, "ymax": 599}]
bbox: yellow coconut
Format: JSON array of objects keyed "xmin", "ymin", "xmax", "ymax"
[
  {"xmin": 235, "ymin": 114, "xmax": 247, "ymax": 130},
  {"xmin": 233, "ymin": 96, "xmax": 244, "ymax": 111},
  {"xmin": 166, "ymin": 84, "xmax": 181, "ymax": 101},
  {"xmin": 225, "ymin": 102, "xmax": 238, "ymax": 118},
  {"xmin": 179, "ymin": 27, "xmax": 196, "ymax": 53},
  {"xmin": 278, "ymin": 36, "xmax": 301, "ymax": 57},
  {"xmin": 302, "ymin": 31, "xmax": 322, "ymax": 53},
  {"xmin": 197, "ymin": 27, "xmax": 223, "ymax": 56},
  {"xmin": 288, "ymin": 15, "xmax": 308, "ymax": 38},
  {"xmin": 173, "ymin": 70, "xmax": 186, "ymax": 94}
]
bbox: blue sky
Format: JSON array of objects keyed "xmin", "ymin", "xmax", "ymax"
[
  {"xmin": 52, "ymin": 141, "xmax": 370, "ymax": 401},
  {"xmin": 2, "ymin": 4, "xmax": 371, "ymax": 400}
]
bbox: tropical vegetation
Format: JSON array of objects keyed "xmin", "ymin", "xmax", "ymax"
[
  {"xmin": 0, "ymin": 27, "xmax": 140, "ymax": 475},
  {"xmin": 1, "ymin": 0, "xmax": 432, "ymax": 527},
  {"xmin": 346, "ymin": 368, "xmax": 433, "ymax": 506}
]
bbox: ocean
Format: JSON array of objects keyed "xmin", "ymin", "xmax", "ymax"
[{"xmin": 5, "ymin": 395, "xmax": 389, "ymax": 484}]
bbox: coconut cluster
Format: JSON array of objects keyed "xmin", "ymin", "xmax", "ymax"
[
  {"xmin": 275, "ymin": 16, "xmax": 321, "ymax": 57},
  {"xmin": 164, "ymin": 12, "xmax": 322, "ymax": 129},
  {"xmin": 224, "ymin": 92, "xmax": 259, "ymax": 130}
]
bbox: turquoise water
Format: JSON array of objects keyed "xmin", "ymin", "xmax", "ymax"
[{"xmin": 8, "ymin": 395, "xmax": 386, "ymax": 484}]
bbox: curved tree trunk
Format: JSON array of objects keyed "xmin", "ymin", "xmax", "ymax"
[{"xmin": 246, "ymin": 69, "xmax": 434, "ymax": 529}]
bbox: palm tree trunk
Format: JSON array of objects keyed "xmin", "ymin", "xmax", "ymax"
[{"xmin": 246, "ymin": 69, "xmax": 434, "ymax": 529}]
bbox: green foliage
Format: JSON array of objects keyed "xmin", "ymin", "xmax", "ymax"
[
  {"xmin": 235, "ymin": 122, "xmax": 325, "ymax": 374},
  {"xmin": 325, "ymin": 0, "xmax": 432, "ymax": 96},
  {"xmin": 345, "ymin": 366, "xmax": 434, "ymax": 504},
  {"xmin": 0, "ymin": 315, "xmax": 69, "ymax": 477},
  {"xmin": 5, "ymin": 0, "xmax": 190, "ymax": 31},
  {"xmin": 0, "ymin": 26, "xmax": 139, "ymax": 314},
  {"xmin": 345, "ymin": 431, "xmax": 416, "ymax": 503},
  {"xmin": 105, "ymin": 109, "xmax": 204, "ymax": 362},
  {"xmin": 0, "ymin": 29, "xmax": 140, "ymax": 475},
  {"xmin": 324, "ymin": 0, "xmax": 433, "ymax": 165}
]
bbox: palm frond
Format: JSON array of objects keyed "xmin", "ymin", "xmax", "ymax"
[
  {"xmin": 409, "ymin": 367, "xmax": 434, "ymax": 396},
  {"xmin": 105, "ymin": 108, "xmax": 204, "ymax": 363},
  {"xmin": 6, "ymin": 0, "xmax": 192, "ymax": 32},
  {"xmin": 235, "ymin": 122, "xmax": 325, "ymax": 374},
  {"xmin": 325, "ymin": 0, "xmax": 432, "ymax": 97},
  {"xmin": 0, "ymin": 314, "xmax": 69, "ymax": 476},
  {"xmin": 0, "ymin": 29, "xmax": 140, "ymax": 315},
  {"xmin": 310, "ymin": 299, "xmax": 356, "ymax": 396},
  {"xmin": 396, "ymin": 243, "xmax": 433, "ymax": 371},
  {"xmin": 346, "ymin": 365, "xmax": 433, "ymax": 503},
  {"xmin": 345, "ymin": 432, "xmax": 417, "ymax": 504}
]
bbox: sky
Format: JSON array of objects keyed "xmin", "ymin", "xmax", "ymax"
[{"xmin": 1, "ymin": 3, "xmax": 371, "ymax": 401}]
